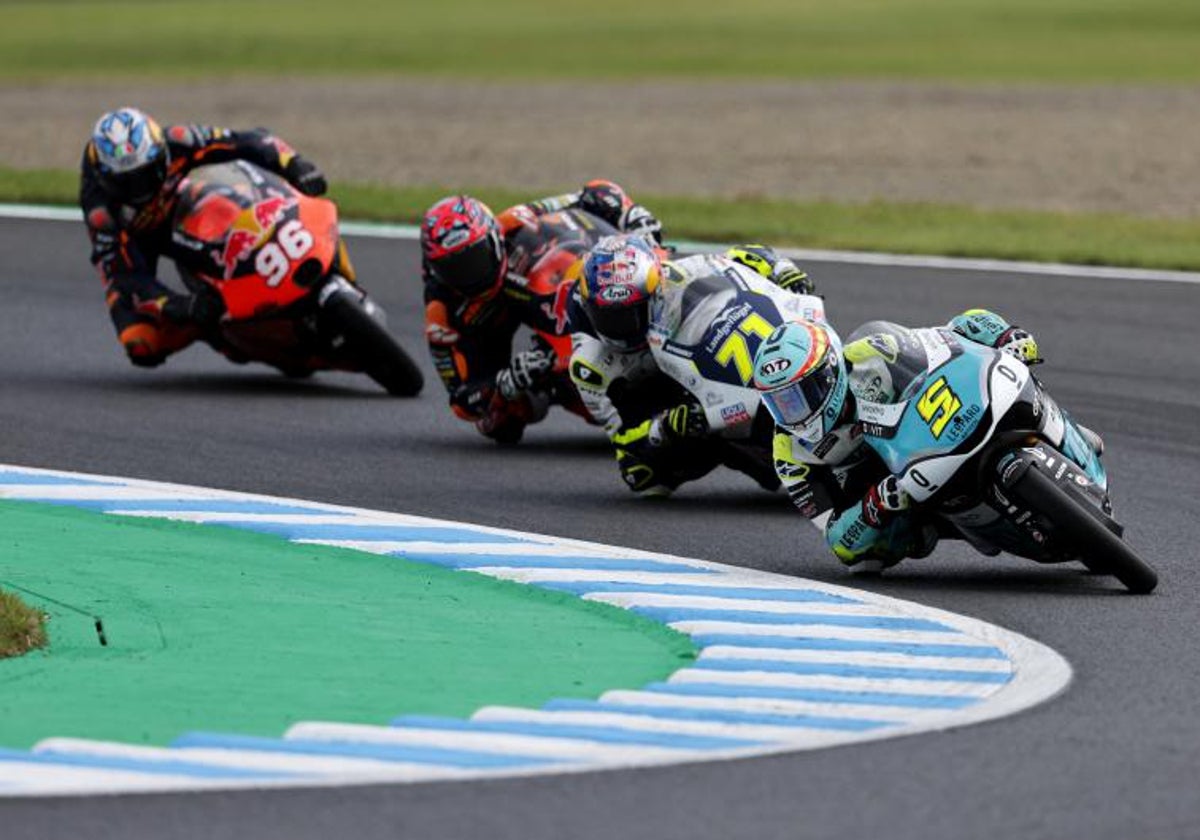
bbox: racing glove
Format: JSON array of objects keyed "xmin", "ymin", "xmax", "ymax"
[
  {"xmin": 726, "ymin": 245, "xmax": 813, "ymax": 294},
  {"xmin": 771, "ymin": 259, "xmax": 812, "ymax": 294},
  {"xmin": 615, "ymin": 447, "xmax": 671, "ymax": 496},
  {"xmin": 495, "ymin": 347, "xmax": 554, "ymax": 400},
  {"xmin": 449, "ymin": 381, "xmax": 495, "ymax": 420},
  {"xmin": 949, "ymin": 309, "xmax": 1042, "ymax": 365},
  {"xmin": 161, "ymin": 291, "xmax": 225, "ymax": 328},
  {"xmin": 285, "ymin": 155, "xmax": 328, "ymax": 197},
  {"xmin": 650, "ymin": 400, "xmax": 709, "ymax": 446},
  {"xmin": 862, "ymin": 475, "xmax": 910, "ymax": 528}
]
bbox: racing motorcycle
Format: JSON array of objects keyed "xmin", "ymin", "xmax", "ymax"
[
  {"xmin": 506, "ymin": 206, "xmax": 620, "ymax": 364},
  {"xmin": 646, "ymin": 253, "xmax": 827, "ymax": 490},
  {"xmin": 169, "ymin": 160, "xmax": 423, "ymax": 395},
  {"xmin": 850, "ymin": 322, "xmax": 1157, "ymax": 593},
  {"xmin": 478, "ymin": 207, "xmax": 641, "ymax": 437}
]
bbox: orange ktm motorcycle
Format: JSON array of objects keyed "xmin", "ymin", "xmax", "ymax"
[{"xmin": 170, "ymin": 160, "xmax": 423, "ymax": 396}]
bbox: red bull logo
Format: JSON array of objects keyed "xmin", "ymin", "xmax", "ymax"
[{"xmin": 217, "ymin": 196, "xmax": 294, "ymax": 279}]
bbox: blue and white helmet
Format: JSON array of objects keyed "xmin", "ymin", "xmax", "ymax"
[
  {"xmin": 579, "ymin": 234, "xmax": 662, "ymax": 352},
  {"xmin": 89, "ymin": 107, "xmax": 169, "ymax": 205},
  {"xmin": 752, "ymin": 320, "xmax": 848, "ymax": 443}
]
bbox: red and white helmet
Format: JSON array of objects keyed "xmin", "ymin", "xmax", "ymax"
[{"xmin": 421, "ymin": 196, "xmax": 507, "ymax": 297}]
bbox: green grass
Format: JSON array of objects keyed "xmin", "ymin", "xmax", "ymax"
[
  {"xmin": 0, "ymin": 589, "xmax": 47, "ymax": 660},
  {"xmin": 2, "ymin": 0, "xmax": 1199, "ymax": 82},
  {"xmin": 12, "ymin": 166, "xmax": 1200, "ymax": 271}
]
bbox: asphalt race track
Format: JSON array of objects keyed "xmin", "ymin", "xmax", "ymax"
[{"xmin": 3, "ymin": 217, "xmax": 1199, "ymax": 840}]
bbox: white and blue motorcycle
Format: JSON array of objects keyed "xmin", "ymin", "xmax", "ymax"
[{"xmin": 847, "ymin": 322, "xmax": 1156, "ymax": 592}]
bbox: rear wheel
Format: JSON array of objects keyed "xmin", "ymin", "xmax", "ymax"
[
  {"xmin": 1008, "ymin": 466, "xmax": 1157, "ymax": 593},
  {"xmin": 320, "ymin": 293, "xmax": 424, "ymax": 397}
]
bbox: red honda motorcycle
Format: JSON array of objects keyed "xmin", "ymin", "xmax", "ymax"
[{"xmin": 170, "ymin": 160, "xmax": 423, "ymax": 396}]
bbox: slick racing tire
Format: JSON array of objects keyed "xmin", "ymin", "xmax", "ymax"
[
  {"xmin": 1009, "ymin": 465, "xmax": 1158, "ymax": 594},
  {"xmin": 320, "ymin": 293, "xmax": 424, "ymax": 397}
]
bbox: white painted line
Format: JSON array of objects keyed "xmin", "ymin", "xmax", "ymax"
[
  {"xmin": 0, "ymin": 760, "xmax": 229, "ymax": 793},
  {"xmin": 584, "ymin": 592, "xmax": 894, "ymax": 616},
  {"xmin": 34, "ymin": 739, "xmax": 454, "ymax": 778},
  {"xmin": 1, "ymin": 201, "xmax": 1196, "ymax": 284},
  {"xmin": 597, "ymin": 690, "xmax": 941, "ymax": 724},
  {"xmin": 667, "ymin": 668, "xmax": 999, "ymax": 698},
  {"xmin": 285, "ymin": 722, "xmax": 697, "ymax": 764},
  {"xmin": 107, "ymin": 512, "xmax": 368, "ymax": 524},
  {"xmin": 668, "ymin": 621, "xmax": 965, "ymax": 642},
  {"xmin": 697, "ymin": 646, "xmax": 1012, "ymax": 673},
  {"xmin": 296, "ymin": 540, "xmax": 666, "ymax": 558},
  {"xmin": 471, "ymin": 707, "xmax": 864, "ymax": 747},
  {"xmin": 478, "ymin": 569, "xmax": 746, "ymax": 586},
  {"xmin": 0, "ymin": 485, "xmax": 217, "ymax": 501}
]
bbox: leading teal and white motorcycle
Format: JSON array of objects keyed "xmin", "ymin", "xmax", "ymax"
[{"xmin": 818, "ymin": 321, "xmax": 1154, "ymax": 593}]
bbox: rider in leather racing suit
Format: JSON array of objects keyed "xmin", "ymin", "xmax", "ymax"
[
  {"xmin": 420, "ymin": 182, "xmax": 663, "ymax": 444},
  {"xmin": 753, "ymin": 309, "xmax": 1103, "ymax": 571},
  {"xmin": 80, "ymin": 107, "xmax": 331, "ymax": 367},
  {"xmin": 567, "ymin": 237, "xmax": 816, "ymax": 495}
]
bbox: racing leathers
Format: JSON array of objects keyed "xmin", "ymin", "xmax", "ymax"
[
  {"xmin": 81, "ymin": 124, "xmax": 327, "ymax": 366},
  {"xmin": 423, "ymin": 180, "xmax": 662, "ymax": 444},
  {"xmin": 772, "ymin": 309, "xmax": 1045, "ymax": 570},
  {"xmin": 569, "ymin": 246, "xmax": 818, "ymax": 495}
]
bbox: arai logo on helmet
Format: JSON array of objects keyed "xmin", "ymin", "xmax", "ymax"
[
  {"xmin": 437, "ymin": 223, "xmax": 472, "ymax": 251},
  {"xmin": 599, "ymin": 285, "xmax": 633, "ymax": 303},
  {"xmin": 759, "ymin": 357, "xmax": 791, "ymax": 377}
]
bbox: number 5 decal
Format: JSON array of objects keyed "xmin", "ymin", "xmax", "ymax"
[
  {"xmin": 255, "ymin": 219, "xmax": 314, "ymax": 287},
  {"xmin": 916, "ymin": 375, "xmax": 962, "ymax": 438}
]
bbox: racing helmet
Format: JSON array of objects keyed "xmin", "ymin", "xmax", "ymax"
[
  {"xmin": 752, "ymin": 320, "xmax": 848, "ymax": 443},
  {"xmin": 421, "ymin": 196, "xmax": 507, "ymax": 297},
  {"xmin": 89, "ymin": 107, "xmax": 169, "ymax": 206},
  {"xmin": 578, "ymin": 234, "xmax": 662, "ymax": 352}
]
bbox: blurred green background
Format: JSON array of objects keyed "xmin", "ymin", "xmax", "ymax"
[
  {"xmin": 2, "ymin": 0, "xmax": 1199, "ymax": 268},
  {"xmin": 4, "ymin": 0, "xmax": 1199, "ymax": 82}
]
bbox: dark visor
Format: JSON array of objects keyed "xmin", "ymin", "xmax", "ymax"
[
  {"xmin": 430, "ymin": 239, "xmax": 502, "ymax": 295},
  {"xmin": 589, "ymin": 301, "xmax": 649, "ymax": 349},
  {"xmin": 105, "ymin": 158, "xmax": 166, "ymax": 206}
]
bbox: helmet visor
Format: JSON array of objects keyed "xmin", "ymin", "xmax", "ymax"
[
  {"xmin": 761, "ymin": 353, "xmax": 840, "ymax": 428},
  {"xmin": 589, "ymin": 301, "xmax": 649, "ymax": 350},
  {"xmin": 105, "ymin": 158, "xmax": 166, "ymax": 206},
  {"xmin": 429, "ymin": 238, "xmax": 503, "ymax": 296}
]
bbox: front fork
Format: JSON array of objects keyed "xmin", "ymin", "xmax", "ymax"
[{"xmin": 993, "ymin": 441, "xmax": 1120, "ymax": 553}]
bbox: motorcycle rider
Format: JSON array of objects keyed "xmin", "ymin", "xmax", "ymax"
[
  {"xmin": 751, "ymin": 309, "xmax": 1103, "ymax": 571},
  {"xmin": 420, "ymin": 182, "xmax": 663, "ymax": 444},
  {"xmin": 568, "ymin": 234, "xmax": 816, "ymax": 496},
  {"xmin": 81, "ymin": 106, "xmax": 330, "ymax": 367}
]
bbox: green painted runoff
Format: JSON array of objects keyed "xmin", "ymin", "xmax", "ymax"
[{"xmin": 0, "ymin": 500, "xmax": 695, "ymax": 749}]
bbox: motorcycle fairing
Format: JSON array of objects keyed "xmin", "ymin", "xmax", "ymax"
[
  {"xmin": 862, "ymin": 339, "xmax": 1029, "ymax": 504},
  {"xmin": 172, "ymin": 161, "xmax": 338, "ymax": 320},
  {"xmin": 648, "ymin": 255, "xmax": 824, "ymax": 436}
]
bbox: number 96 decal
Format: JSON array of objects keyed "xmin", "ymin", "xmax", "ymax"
[{"xmin": 255, "ymin": 219, "xmax": 314, "ymax": 286}]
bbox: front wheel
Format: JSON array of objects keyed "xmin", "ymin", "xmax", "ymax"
[
  {"xmin": 1008, "ymin": 465, "xmax": 1157, "ymax": 594},
  {"xmin": 319, "ymin": 288, "xmax": 424, "ymax": 397}
]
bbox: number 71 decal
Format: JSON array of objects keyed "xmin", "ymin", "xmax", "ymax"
[
  {"xmin": 715, "ymin": 312, "xmax": 775, "ymax": 384},
  {"xmin": 916, "ymin": 375, "xmax": 962, "ymax": 438}
]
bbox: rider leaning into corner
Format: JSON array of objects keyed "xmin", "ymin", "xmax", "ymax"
[
  {"xmin": 567, "ymin": 234, "xmax": 815, "ymax": 496},
  {"xmin": 750, "ymin": 310, "xmax": 1106, "ymax": 572},
  {"xmin": 420, "ymin": 181, "xmax": 663, "ymax": 444},
  {"xmin": 80, "ymin": 106, "xmax": 333, "ymax": 368}
]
